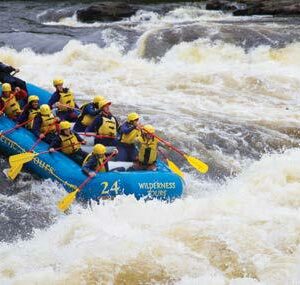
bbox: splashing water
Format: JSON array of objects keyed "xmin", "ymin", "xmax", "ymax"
[{"xmin": 0, "ymin": 2, "xmax": 300, "ymax": 284}]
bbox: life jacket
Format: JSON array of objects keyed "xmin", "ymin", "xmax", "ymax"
[
  {"xmin": 1, "ymin": 94, "xmax": 21, "ymax": 118},
  {"xmin": 58, "ymin": 89, "xmax": 75, "ymax": 111},
  {"xmin": 82, "ymin": 153, "xmax": 107, "ymax": 172},
  {"xmin": 97, "ymin": 116, "xmax": 117, "ymax": 138},
  {"xmin": 79, "ymin": 103, "xmax": 95, "ymax": 126},
  {"xmin": 138, "ymin": 136, "xmax": 158, "ymax": 165},
  {"xmin": 59, "ymin": 133, "xmax": 80, "ymax": 155},
  {"xmin": 26, "ymin": 108, "xmax": 40, "ymax": 129},
  {"xmin": 40, "ymin": 114, "xmax": 57, "ymax": 134},
  {"xmin": 120, "ymin": 124, "xmax": 140, "ymax": 144}
]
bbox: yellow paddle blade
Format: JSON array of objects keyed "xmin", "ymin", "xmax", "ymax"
[
  {"xmin": 7, "ymin": 164, "xmax": 24, "ymax": 180},
  {"xmin": 166, "ymin": 159, "xmax": 184, "ymax": 178},
  {"xmin": 184, "ymin": 154, "xmax": 209, "ymax": 174},
  {"xmin": 9, "ymin": 152, "xmax": 37, "ymax": 166},
  {"xmin": 57, "ymin": 189, "xmax": 79, "ymax": 212}
]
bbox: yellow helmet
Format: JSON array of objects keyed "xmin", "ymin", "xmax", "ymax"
[
  {"xmin": 93, "ymin": 95, "xmax": 105, "ymax": 104},
  {"xmin": 60, "ymin": 121, "xmax": 72, "ymax": 130},
  {"xmin": 2, "ymin": 83, "xmax": 12, "ymax": 92},
  {"xmin": 127, "ymin": 112, "xmax": 139, "ymax": 122},
  {"xmin": 143, "ymin": 124, "xmax": 155, "ymax": 134},
  {"xmin": 28, "ymin": 95, "xmax": 39, "ymax": 103},
  {"xmin": 40, "ymin": 104, "xmax": 51, "ymax": 115},
  {"xmin": 93, "ymin": 144, "xmax": 106, "ymax": 155},
  {"xmin": 53, "ymin": 78, "xmax": 64, "ymax": 86},
  {"xmin": 99, "ymin": 99, "xmax": 111, "ymax": 109}
]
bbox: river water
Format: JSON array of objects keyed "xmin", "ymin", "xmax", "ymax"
[{"xmin": 0, "ymin": 1, "xmax": 300, "ymax": 284}]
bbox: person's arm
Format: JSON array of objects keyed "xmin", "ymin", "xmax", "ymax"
[
  {"xmin": 48, "ymin": 92, "xmax": 60, "ymax": 109},
  {"xmin": 0, "ymin": 99, "xmax": 4, "ymax": 111},
  {"xmin": 17, "ymin": 108, "xmax": 29, "ymax": 124},
  {"xmin": 49, "ymin": 135, "xmax": 61, "ymax": 150},
  {"xmin": 0, "ymin": 62, "xmax": 16, "ymax": 74},
  {"xmin": 82, "ymin": 155, "xmax": 97, "ymax": 176},
  {"xmin": 86, "ymin": 115, "xmax": 102, "ymax": 132},
  {"xmin": 85, "ymin": 104, "xmax": 101, "ymax": 116},
  {"xmin": 32, "ymin": 116, "xmax": 42, "ymax": 137},
  {"xmin": 15, "ymin": 88, "xmax": 28, "ymax": 106},
  {"xmin": 120, "ymin": 122, "xmax": 135, "ymax": 134},
  {"xmin": 74, "ymin": 132, "xmax": 85, "ymax": 143}
]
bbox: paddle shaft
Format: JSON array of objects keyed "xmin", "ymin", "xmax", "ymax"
[
  {"xmin": 79, "ymin": 132, "xmax": 116, "ymax": 139},
  {"xmin": 57, "ymin": 103, "xmax": 80, "ymax": 111},
  {"xmin": 0, "ymin": 118, "xmax": 34, "ymax": 137},
  {"xmin": 29, "ymin": 122, "xmax": 58, "ymax": 151},
  {"xmin": 37, "ymin": 142, "xmax": 83, "ymax": 156},
  {"xmin": 158, "ymin": 148, "xmax": 168, "ymax": 162},
  {"xmin": 0, "ymin": 93, "xmax": 17, "ymax": 113},
  {"xmin": 77, "ymin": 151, "xmax": 117, "ymax": 192},
  {"xmin": 143, "ymin": 130, "xmax": 186, "ymax": 157}
]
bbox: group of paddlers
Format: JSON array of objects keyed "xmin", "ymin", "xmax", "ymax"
[{"xmin": 0, "ymin": 62, "xmax": 162, "ymax": 177}]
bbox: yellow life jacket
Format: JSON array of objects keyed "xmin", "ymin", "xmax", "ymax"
[
  {"xmin": 120, "ymin": 126, "xmax": 140, "ymax": 144},
  {"xmin": 138, "ymin": 136, "xmax": 158, "ymax": 165},
  {"xmin": 82, "ymin": 153, "xmax": 106, "ymax": 172},
  {"xmin": 58, "ymin": 89, "xmax": 75, "ymax": 111},
  {"xmin": 59, "ymin": 133, "xmax": 80, "ymax": 155},
  {"xmin": 98, "ymin": 116, "xmax": 117, "ymax": 137},
  {"xmin": 79, "ymin": 103, "xmax": 95, "ymax": 126},
  {"xmin": 1, "ymin": 95, "xmax": 21, "ymax": 118},
  {"xmin": 40, "ymin": 114, "xmax": 57, "ymax": 134},
  {"xmin": 26, "ymin": 108, "xmax": 40, "ymax": 129}
]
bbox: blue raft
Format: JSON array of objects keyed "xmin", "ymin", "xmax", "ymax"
[{"xmin": 0, "ymin": 83, "xmax": 184, "ymax": 202}]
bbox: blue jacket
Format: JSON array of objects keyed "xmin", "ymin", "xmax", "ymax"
[
  {"xmin": 78, "ymin": 103, "xmax": 100, "ymax": 121},
  {"xmin": 119, "ymin": 121, "xmax": 135, "ymax": 134},
  {"xmin": 48, "ymin": 91, "xmax": 60, "ymax": 108}
]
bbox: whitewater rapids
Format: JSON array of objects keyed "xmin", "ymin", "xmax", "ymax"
[{"xmin": 0, "ymin": 2, "xmax": 300, "ymax": 284}]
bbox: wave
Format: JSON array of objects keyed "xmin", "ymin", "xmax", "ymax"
[
  {"xmin": 0, "ymin": 149, "xmax": 299, "ymax": 284},
  {"xmin": 1, "ymin": 40, "xmax": 300, "ymax": 174}
]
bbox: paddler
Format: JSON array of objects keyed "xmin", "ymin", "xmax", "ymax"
[
  {"xmin": 18, "ymin": 95, "xmax": 40, "ymax": 129},
  {"xmin": 32, "ymin": 104, "xmax": 59, "ymax": 144},
  {"xmin": 86, "ymin": 98, "xmax": 119, "ymax": 147},
  {"xmin": 117, "ymin": 112, "xmax": 141, "ymax": 162},
  {"xmin": 133, "ymin": 124, "xmax": 158, "ymax": 171},
  {"xmin": 49, "ymin": 121, "xmax": 88, "ymax": 165},
  {"xmin": 0, "ymin": 83, "xmax": 28, "ymax": 120},
  {"xmin": 73, "ymin": 95, "xmax": 104, "ymax": 132},
  {"xmin": 48, "ymin": 77, "xmax": 79, "ymax": 122},
  {"xmin": 82, "ymin": 144, "xmax": 118, "ymax": 177}
]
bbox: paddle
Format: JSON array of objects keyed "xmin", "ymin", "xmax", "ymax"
[
  {"xmin": 0, "ymin": 118, "xmax": 34, "ymax": 137},
  {"xmin": 56, "ymin": 102, "xmax": 81, "ymax": 111},
  {"xmin": 143, "ymin": 128, "xmax": 209, "ymax": 174},
  {"xmin": 158, "ymin": 149, "xmax": 184, "ymax": 178},
  {"xmin": 79, "ymin": 132, "xmax": 116, "ymax": 139},
  {"xmin": 7, "ymin": 142, "xmax": 82, "ymax": 180},
  {"xmin": 7, "ymin": 119, "xmax": 60, "ymax": 174},
  {"xmin": 57, "ymin": 151, "xmax": 117, "ymax": 212},
  {"xmin": 0, "ymin": 93, "xmax": 16, "ymax": 116}
]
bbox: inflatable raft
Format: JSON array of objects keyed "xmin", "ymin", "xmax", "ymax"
[{"xmin": 0, "ymin": 83, "xmax": 184, "ymax": 202}]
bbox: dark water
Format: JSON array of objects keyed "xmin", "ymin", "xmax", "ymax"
[{"xmin": 2, "ymin": 1, "xmax": 300, "ymax": 54}]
